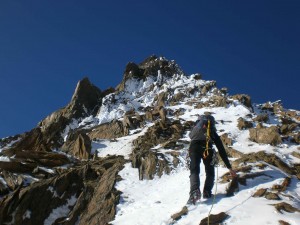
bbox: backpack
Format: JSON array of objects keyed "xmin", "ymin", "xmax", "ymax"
[{"xmin": 189, "ymin": 115, "xmax": 216, "ymax": 141}]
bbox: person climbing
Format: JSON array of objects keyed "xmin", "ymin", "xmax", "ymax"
[{"xmin": 187, "ymin": 112, "xmax": 237, "ymax": 205}]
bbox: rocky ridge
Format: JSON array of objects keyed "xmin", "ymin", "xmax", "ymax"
[{"xmin": 0, "ymin": 55, "xmax": 299, "ymax": 225}]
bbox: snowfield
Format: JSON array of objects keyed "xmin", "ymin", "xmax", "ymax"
[{"xmin": 89, "ymin": 74, "xmax": 300, "ymax": 225}]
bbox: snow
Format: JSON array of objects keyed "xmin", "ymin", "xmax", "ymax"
[
  {"xmin": 91, "ymin": 127, "xmax": 150, "ymax": 159},
  {"xmin": 61, "ymin": 119, "xmax": 79, "ymax": 141},
  {"xmin": 22, "ymin": 210, "xmax": 31, "ymax": 220},
  {"xmin": 47, "ymin": 186, "xmax": 60, "ymax": 198},
  {"xmin": 0, "ymin": 156, "xmax": 10, "ymax": 161},
  {"xmin": 112, "ymin": 163, "xmax": 300, "ymax": 225},
  {"xmin": 44, "ymin": 195, "xmax": 77, "ymax": 225}
]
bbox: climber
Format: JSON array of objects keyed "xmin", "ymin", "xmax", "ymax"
[{"xmin": 187, "ymin": 112, "xmax": 237, "ymax": 204}]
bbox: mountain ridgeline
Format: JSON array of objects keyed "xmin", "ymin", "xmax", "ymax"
[{"xmin": 0, "ymin": 55, "xmax": 299, "ymax": 225}]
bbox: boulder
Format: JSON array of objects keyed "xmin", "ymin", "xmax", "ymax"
[
  {"xmin": 249, "ymin": 126, "xmax": 282, "ymax": 146},
  {"xmin": 279, "ymin": 220, "xmax": 291, "ymax": 225},
  {"xmin": 272, "ymin": 202, "xmax": 300, "ymax": 214},
  {"xmin": 237, "ymin": 117, "xmax": 253, "ymax": 130},
  {"xmin": 252, "ymin": 188, "xmax": 267, "ymax": 197},
  {"xmin": 171, "ymin": 206, "xmax": 188, "ymax": 221},
  {"xmin": 253, "ymin": 114, "xmax": 269, "ymax": 123},
  {"xmin": 231, "ymin": 94, "xmax": 253, "ymax": 110},
  {"xmin": 199, "ymin": 212, "xmax": 229, "ymax": 225},
  {"xmin": 265, "ymin": 192, "xmax": 281, "ymax": 200},
  {"xmin": 88, "ymin": 120, "xmax": 127, "ymax": 140}
]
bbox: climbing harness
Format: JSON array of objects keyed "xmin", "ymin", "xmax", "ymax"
[{"xmin": 203, "ymin": 119, "xmax": 211, "ymax": 159}]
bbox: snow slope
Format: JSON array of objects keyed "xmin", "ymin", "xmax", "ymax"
[
  {"xmin": 1, "ymin": 62, "xmax": 299, "ymax": 225},
  {"xmin": 87, "ymin": 72, "xmax": 300, "ymax": 225}
]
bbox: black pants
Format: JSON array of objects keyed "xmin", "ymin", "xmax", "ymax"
[{"xmin": 189, "ymin": 140, "xmax": 215, "ymax": 194}]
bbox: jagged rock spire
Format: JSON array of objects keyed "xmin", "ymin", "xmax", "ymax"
[{"xmin": 70, "ymin": 77, "xmax": 103, "ymax": 116}]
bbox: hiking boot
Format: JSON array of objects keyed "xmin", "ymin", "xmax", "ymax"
[
  {"xmin": 203, "ymin": 190, "xmax": 212, "ymax": 199},
  {"xmin": 187, "ymin": 189, "xmax": 201, "ymax": 205}
]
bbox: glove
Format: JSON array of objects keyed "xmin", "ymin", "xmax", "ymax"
[{"xmin": 229, "ymin": 169, "xmax": 238, "ymax": 178}]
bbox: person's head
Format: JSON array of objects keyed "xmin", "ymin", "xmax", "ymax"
[{"xmin": 204, "ymin": 111, "xmax": 211, "ymax": 116}]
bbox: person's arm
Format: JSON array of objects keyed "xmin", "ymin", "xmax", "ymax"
[
  {"xmin": 212, "ymin": 131, "xmax": 238, "ymax": 177},
  {"xmin": 211, "ymin": 131, "xmax": 232, "ymax": 169}
]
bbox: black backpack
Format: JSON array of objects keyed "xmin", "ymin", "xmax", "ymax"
[{"xmin": 189, "ymin": 115, "xmax": 216, "ymax": 141}]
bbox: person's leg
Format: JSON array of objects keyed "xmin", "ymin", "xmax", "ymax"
[
  {"xmin": 203, "ymin": 153, "xmax": 215, "ymax": 198},
  {"xmin": 189, "ymin": 142, "xmax": 202, "ymax": 194}
]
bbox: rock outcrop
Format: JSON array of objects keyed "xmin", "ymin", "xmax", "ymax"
[
  {"xmin": 131, "ymin": 119, "xmax": 185, "ymax": 180},
  {"xmin": 0, "ymin": 156, "xmax": 125, "ymax": 225},
  {"xmin": 3, "ymin": 78, "xmax": 110, "ymax": 156},
  {"xmin": 116, "ymin": 56, "xmax": 184, "ymax": 92},
  {"xmin": 88, "ymin": 120, "xmax": 128, "ymax": 140},
  {"xmin": 231, "ymin": 94, "xmax": 253, "ymax": 110},
  {"xmin": 237, "ymin": 117, "xmax": 253, "ymax": 130},
  {"xmin": 62, "ymin": 131, "xmax": 92, "ymax": 160},
  {"xmin": 249, "ymin": 126, "xmax": 282, "ymax": 146}
]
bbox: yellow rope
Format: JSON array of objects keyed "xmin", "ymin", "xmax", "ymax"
[{"xmin": 203, "ymin": 120, "xmax": 211, "ymax": 159}]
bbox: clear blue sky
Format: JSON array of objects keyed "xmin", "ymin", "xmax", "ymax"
[{"xmin": 0, "ymin": 0, "xmax": 299, "ymax": 138}]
